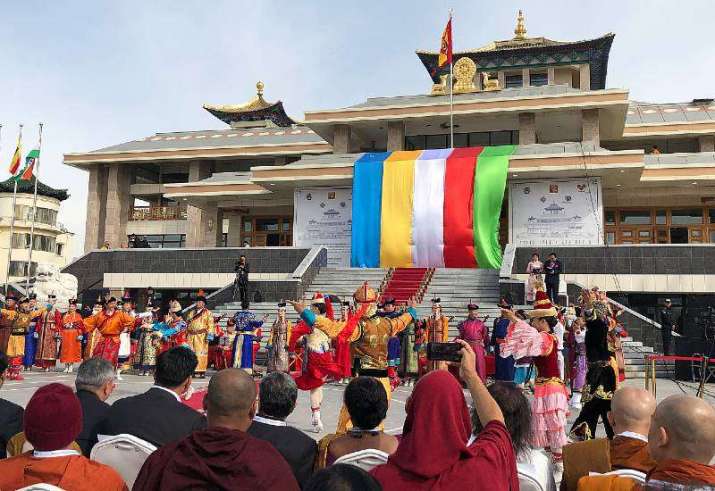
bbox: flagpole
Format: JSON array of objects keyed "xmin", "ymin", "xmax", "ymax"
[
  {"xmin": 24, "ymin": 123, "xmax": 43, "ymax": 293},
  {"xmin": 449, "ymin": 10, "xmax": 454, "ymax": 148},
  {"xmin": 5, "ymin": 124, "xmax": 22, "ymax": 296}
]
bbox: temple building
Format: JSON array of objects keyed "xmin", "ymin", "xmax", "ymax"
[
  {"xmin": 64, "ymin": 11, "xmax": 715, "ymax": 315},
  {"xmin": 0, "ymin": 177, "xmax": 73, "ymax": 284}
]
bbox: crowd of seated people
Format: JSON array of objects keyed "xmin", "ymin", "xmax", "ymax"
[{"xmin": 0, "ymin": 342, "xmax": 713, "ymax": 490}]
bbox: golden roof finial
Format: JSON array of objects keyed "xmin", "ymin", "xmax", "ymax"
[
  {"xmin": 256, "ymin": 80, "xmax": 264, "ymax": 97},
  {"xmin": 514, "ymin": 10, "xmax": 527, "ymax": 40}
]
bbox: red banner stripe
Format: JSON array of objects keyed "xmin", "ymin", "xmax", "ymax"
[{"xmin": 443, "ymin": 147, "xmax": 483, "ymax": 267}]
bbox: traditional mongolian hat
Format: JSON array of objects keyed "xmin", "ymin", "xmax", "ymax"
[
  {"xmin": 467, "ymin": 303, "xmax": 479, "ymax": 311},
  {"xmin": 68, "ymin": 299, "xmax": 78, "ymax": 305},
  {"xmin": 383, "ymin": 296, "xmax": 396, "ymax": 306},
  {"xmin": 19, "ymin": 296, "xmax": 30, "ymax": 304},
  {"xmin": 498, "ymin": 297, "xmax": 513, "ymax": 309},
  {"xmin": 528, "ymin": 290, "xmax": 557, "ymax": 318},
  {"xmin": 277, "ymin": 301, "xmax": 287, "ymax": 308},
  {"xmin": 106, "ymin": 296, "xmax": 118, "ymax": 304},
  {"xmin": 353, "ymin": 282, "xmax": 378, "ymax": 304},
  {"xmin": 28, "ymin": 293, "xmax": 37, "ymax": 300},
  {"xmin": 5, "ymin": 292, "xmax": 18, "ymax": 302},
  {"xmin": 47, "ymin": 293, "xmax": 56, "ymax": 299},
  {"xmin": 431, "ymin": 297, "xmax": 441, "ymax": 305},
  {"xmin": 311, "ymin": 292, "xmax": 325, "ymax": 305}
]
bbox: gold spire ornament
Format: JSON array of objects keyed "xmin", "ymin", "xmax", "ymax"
[
  {"xmin": 256, "ymin": 80, "xmax": 264, "ymax": 96},
  {"xmin": 514, "ymin": 10, "xmax": 527, "ymax": 40}
]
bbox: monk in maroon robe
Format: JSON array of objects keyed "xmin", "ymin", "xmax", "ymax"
[{"xmin": 134, "ymin": 368, "xmax": 298, "ymax": 491}]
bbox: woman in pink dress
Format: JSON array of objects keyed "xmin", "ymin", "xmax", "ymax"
[
  {"xmin": 457, "ymin": 304, "xmax": 490, "ymax": 381},
  {"xmin": 525, "ymin": 253, "xmax": 544, "ymax": 304}
]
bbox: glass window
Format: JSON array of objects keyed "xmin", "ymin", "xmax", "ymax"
[
  {"xmin": 256, "ymin": 219, "xmax": 279, "ymax": 232},
  {"xmin": 620, "ymin": 210, "xmax": 651, "ymax": 225},
  {"xmin": 606, "ymin": 232, "xmax": 615, "ymax": 244},
  {"xmin": 405, "ymin": 135, "xmax": 425, "ymax": 151},
  {"xmin": 469, "ymin": 132, "xmax": 490, "ymax": 146},
  {"xmin": 453, "ymin": 133, "xmax": 468, "ymax": 148},
  {"xmin": 425, "ymin": 134, "xmax": 447, "ymax": 149},
  {"xmin": 671, "ymin": 209, "xmax": 703, "ymax": 225},
  {"xmin": 605, "ymin": 211, "xmax": 616, "ymax": 225},
  {"xmin": 530, "ymin": 73, "xmax": 548, "ymax": 87},
  {"xmin": 243, "ymin": 221, "xmax": 252, "ymax": 232},
  {"xmin": 491, "ymin": 131, "xmax": 513, "ymax": 146},
  {"xmin": 505, "ymin": 74, "xmax": 523, "ymax": 88},
  {"xmin": 282, "ymin": 221, "xmax": 291, "ymax": 231},
  {"xmin": 639, "ymin": 230, "xmax": 651, "ymax": 238},
  {"xmin": 9, "ymin": 261, "xmax": 37, "ymax": 277},
  {"xmin": 656, "ymin": 210, "xmax": 667, "ymax": 225}
]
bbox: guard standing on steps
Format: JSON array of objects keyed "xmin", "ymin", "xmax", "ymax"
[
  {"xmin": 659, "ymin": 299, "xmax": 676, "ymax": 356},
  {"xmin": 234, "ymin": 255, "xmax": 250, "ymax": 305}
]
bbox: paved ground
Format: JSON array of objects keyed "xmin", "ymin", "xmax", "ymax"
[{"xmin": 2, "ymin": 369, "xmax": 713, "ymax": 439}]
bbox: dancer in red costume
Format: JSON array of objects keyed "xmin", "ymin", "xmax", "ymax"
[
  {"xmin": 287, "ymin": 293, "xmax": 365, "ymax": 433},
  {"xmin": 334, "ymin": 300, "xmax": 353, "ymax": 384}
]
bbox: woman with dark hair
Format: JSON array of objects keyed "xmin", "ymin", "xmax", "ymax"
[
  {"xmin": 305, "ymin": 464, "xmax": 381, "ymax": 491},
  {"xmin": 315, "ymin": 377, "xmax": 397, "ymax": 471},
  {"xmin": 371, "ymin": 341, "xmax": 518, "ymax": 491},
  {"xmin": 526, "ymin": 252, "xmax": 544, "ymax": 303},
  {"xmin": 472, "ymin": 382, "xmax": 556, "ymax": 491}
]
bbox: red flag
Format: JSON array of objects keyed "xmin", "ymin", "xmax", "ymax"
[{"xmin": 438, "ymin": 17, "xmax": 452, "ymax": 68}]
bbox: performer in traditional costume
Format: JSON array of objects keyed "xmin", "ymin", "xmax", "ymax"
[
  {"xmin": 333, "ymin": 300, "xmax": 353, "ymax": 384},
  {"xmin": 491, "ymin": 299, "xmax": 515, "ymax": 382},
  {"xmin": 82, "ymin": 299, "xmax": 104, "ymax": 360},
  {"xmin": 417, "ymin": 298, "xmax": 449, "ymax": 375},
  {"xmin": 35, "ymin": 294, "xmax": 63, "ymax": 371},
  {"xmin": 570, "ymin": 290, "xmax": 617, "ymax": 441},
  {"xmin": 568, "ymin": 317, "xmax": 587, "ymax": 409},
  {"xmin": 59, "ymin": 299, "xmax": 84, "ymax": 373},
  {"xmin": 135, "ymin": 309, "xmax": 163, "ymax": 375},
  {"xmin": 232, "ymin": 303, "xmax": 266, "ymax": 375},
  {"xmin": 23, "ymin": 294, "xmax": 38, "ymax": 370},
  {"xmin": 185, "ymin": 291, "xmax": 217, "ymax": 378},
  {"xmin": 291, "ymin": 284, "xmax": 417, "ymax": 434},
  {"xmin": 379, "ymin": 297, "xmax": 403, "ymax": 390},
  {"xmin": 0, "ymin": 292, "xmax": 19, "ymax": 355},
  {"xmin": 214, "ymin": 319, "xmax": 237, "ymax": 371},
  {"xmin": 457, "ymin": 303, "xmax": 490, "ymax": 381},
  {"xmin": 82, "ymin": 296, "xmax": 136, "ymax": 378},
  {"xmin": 525, "ymin": 252, "xmax": 543, "ymax": 304},
  {"xmin": 2, "ymin": 297, "xmax": 45, "ymax": 380},
  {"xmin": 500, "ymin": 290, "xmax": 569, "ymax": 461},
  {"xmin": 267, "ymin": 302, "xmax": 292, "ymax": 373}
]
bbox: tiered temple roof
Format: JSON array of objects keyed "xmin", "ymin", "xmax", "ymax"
[
  {"xmin": 416, "ymin": 10, "xmax": 614, "ymax": 90},
  {"xmin": 203, "ymin": 81, "xmax": 296, "ymax": 128}
]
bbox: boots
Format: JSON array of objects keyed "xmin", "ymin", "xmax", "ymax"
[
  {"xmin": 311, "ymin": 407, "xmax": 323, "ymax": 434},
  {"xmin": 116, "ymin": 368, "xmax": 123, "ymax": 381},
  {"xmin": 570, "ymin": 392, "xmax": 582, "ymax": 410}
]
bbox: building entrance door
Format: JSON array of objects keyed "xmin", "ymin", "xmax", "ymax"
[{"xmin": 241, "ymin": 216, "xmax": 292, "ymax": 247}]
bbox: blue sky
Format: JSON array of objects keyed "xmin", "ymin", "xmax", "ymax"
[{"xmin": 1, "ymin": 0, "xmax": 714, "ymax": 256}]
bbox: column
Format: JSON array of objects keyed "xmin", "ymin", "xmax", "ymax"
[
  {"xmin": 387, "ymin": 121, "xmax": 405, "ymax": 151},
  {"xmin": 226, "ymin": 213, "xmax": 243, "ymax": 246},
  {"xmin": 497, "ymin": 71, "xmax": 506, "ymax": 90},
  {"xmin": 185, "ymin": 161, "xmax": 214, "ymax": 248},
  {"xmin": 579, "ymin": 64, "xmax": 591, "ymax": 91},
  {"xmin": 333, "ymin": 124, "xmax": 351, "ymax": 154},
  {"xmin": 84, "ymin": 165, "xmax": 107, "ymax": 252},
  {"xmin": 518, "ymin": 113, "xmax": 536, "ymax": 145},
  {"xmin": 547, "ymin": 67, "xmax": 555, "ymax": 85},
  {"xmin": 103, "ymin": 164, "xmax": 132, "ymax": 249},
  {"xmin": 581, "ymin": 109, "xmax": 600, "ymax": 147},
  {"xmin": 698, "ymin": 135, "xmax": 715, "ymax": 152},
  {"xmin": 521, "ymin": 68, "xmax": 530, "ymax": 87}
]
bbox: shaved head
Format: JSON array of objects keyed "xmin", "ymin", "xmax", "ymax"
[
  {"xmin": 206, "ymin": 369, "xmax": 257, "ymax": 421},
  {"xmin": 609, "ymin": 387, "xmax": 656, "ymax": 435},
  {"xmin": 648, "ymin": 394, "xmax": 715, "ymax": 464}
]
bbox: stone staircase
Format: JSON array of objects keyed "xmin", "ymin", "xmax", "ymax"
[
  {"xmin": 622, "ymin": 337, "xmax": 674, "ymax": 379},
  {"xmin": 418, "ymin": 269, "xmax": 502, "ymax": 337}
]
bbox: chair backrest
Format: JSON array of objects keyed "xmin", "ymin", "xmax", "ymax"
[
  {"xmin": 517, "ymin": 471, "xmax": 546, "ymax": 491},
  {"xmin": 333, "ymin": 449, "xmax": 390, "ymax": 472},
  {"xmin": 17, "ymin": 485, "xmax": 65, "ymax": 491},
  {"xmin": 598, "ymin": 468, "xmax": 647, "ymax": 483},
  {"xmin": 90, "ymin": 434, "xmax": 157, "ymax": 489}
]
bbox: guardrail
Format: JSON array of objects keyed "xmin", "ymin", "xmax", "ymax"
[{"xmin": 129, "ymin": 205, "xmax": 187, "ymax": 221}]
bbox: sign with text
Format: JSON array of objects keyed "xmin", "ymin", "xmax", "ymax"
[
  {"xmin": 509, "ymin": 178, "xmax": 603, "ymax": 246},
  {"xmin": 294, "ymin": 188, "xmax": 353, "ymax": 267}
]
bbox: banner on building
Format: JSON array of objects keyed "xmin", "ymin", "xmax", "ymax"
[
  {"xmin": 294, "ymin": 188, "xmax": 352, "ymax": 267},
  {"xmin": 509, "ymin": 178, "xmax": 603, "ymax": 247}
]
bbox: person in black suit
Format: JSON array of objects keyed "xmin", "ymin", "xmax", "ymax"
[
  {"xmin": 102, "ymin": 347, "xmax": 206, "ymax": 446},
  {"xmin": 0, "ymin": 353, "xmax": 23, "ymax": 458},
  {"xmin": 74, "ymin": 357, "xmax": 116, "ymax": 456},
  {"xmin": 249, "ymin": 372, "xmax": 317, "ymax": 488}
]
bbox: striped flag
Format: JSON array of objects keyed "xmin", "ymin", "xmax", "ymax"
[
  {"xmin": 8, "ymin": 136, "xmax": 22, "ymax": 176},
  {"xmin": 351, "ymin": 146, "xmax": 516, "ymax": 269},
  {"xmin": 18, "ymin": 149, "xmax": 39, "ymax": 181}
]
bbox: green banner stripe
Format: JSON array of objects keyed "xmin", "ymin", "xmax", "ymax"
[{"xmin": 473, "ymin": 145, "xmax": 516, "ymax": 269}]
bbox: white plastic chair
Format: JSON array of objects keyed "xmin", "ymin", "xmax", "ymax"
[
  {"xmin": 90, "ymin": 434, "xmax": 157, "ymax": 489},
  {"xmin": 589, "ymin": 468, "xmax": 647, "ymax": 483},
  {"xmin": 518, "ymin": 471, "xmax": 547, "ymax": 491},
  {"xmin": 17, "ymin": 485, "xmax": 65, "ymax": 491},
  {"xmin": 333, "ymin": 449, "xmax": 390, "ymax": 472}
]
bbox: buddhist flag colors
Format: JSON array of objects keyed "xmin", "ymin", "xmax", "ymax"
[
  {"xmin": 437, "ymin": 16, "xmax": 453, "ymax": 68},
  {"xmin": 351, "ymin": 146, "xmax": 516, "ymax": 269},
  {"xmin": 19, "ymin": 149, "xmax": 39, "ymax": 182}
]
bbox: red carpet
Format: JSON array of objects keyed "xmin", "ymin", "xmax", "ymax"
[{"xmin": 380, "ymin": 268, "xmax": 429, "ymax": 304}]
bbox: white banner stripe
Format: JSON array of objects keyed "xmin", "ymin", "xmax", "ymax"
[{"xmin": 412, "ymin": 157, "xmax": 446, "ymax": 267}]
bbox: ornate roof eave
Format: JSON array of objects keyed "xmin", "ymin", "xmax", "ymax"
[
  {"xmin": 0, "ymin": 176, "xmax": 69, "ymax": 201},
  {"xmin": 416, "ymin": 32, "xmax": 615, "ymax": 89},
  {"xmin": 203, "ymin": 81, "xmax": 297, "ymax": 128}
]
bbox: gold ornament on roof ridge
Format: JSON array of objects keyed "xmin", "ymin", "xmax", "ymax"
[
  {"xmin": 514, "ymin": 10, "xmax": 527, "ymax": 40},
  {"xmin": 453, "ymin": 57, "xmax": 477, "ymax": 94},
  {"xmin": 203, "ymin": 81, "xmax": 271, "ymax": 113}
]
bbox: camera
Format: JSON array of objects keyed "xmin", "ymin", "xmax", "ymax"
[{"xmin": 425, "ymin": 342, "xmax": 463, "ymax": 362}]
